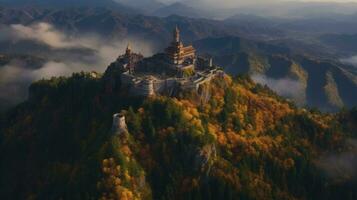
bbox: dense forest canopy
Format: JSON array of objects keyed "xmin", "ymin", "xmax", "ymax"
[{"xmin": 0, "ymin": 72, "xmax": 356, "ymax": 199}]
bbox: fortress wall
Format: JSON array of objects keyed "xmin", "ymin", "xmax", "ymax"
[
  {"xmin": 154, "ymin": 79, "xmax": 177, "ymax": 93},
  {"xmin": 193, "ymin": 70, "xmax": 225, "ymax": 90},
  {"xmin": 153, "ymin": 80, "xmax": 166, "ymax": 93},
  {"xmin": 122, "ymin": 69, "xmax": 225, "ymax": 97},
  {"xmin": 180, "ymin": 80, "xmax": 197, "ymax": 90},
  {"xmin": 131, "ymin": 86, "xmax": 149, "ymax": 97},
  {"xmin": 121, "ymin": 73, "xmax": 135, "ymax": 86},
  {"xmin": 131, "ymin": 79, "xmax": 155, "ymax": 97}
]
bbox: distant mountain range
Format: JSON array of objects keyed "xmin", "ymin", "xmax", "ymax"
[
  {"xmin": 152, "ymin": 2, "xmax": 218, "ymax": 19},
  {"xmin": 320, "ymin": 34, "xmax": 357, "ymax": 55},
  {"xmin": 226, "ymin": 12, "xmax": 357, "ymax": 35},
  {"xmin": 0, "ymin": 6, "xmax": 281, "ymax": 44},
  {"xmin": 115, "ymin": 0, "xmax": 164, "ymax": 13},
  {"xmin": 0, "ymin": 0, "xmax": 99, "ymax": 6},
  {"xmin": 194, "ymin": 37, "xmax": 357, "ymax": 111},
  {"xmin": 0, "ymin": 0, "xmax": 123, "ymax": 8},
  {"xmin": 153, "ymin": 2, "xmax": 201, "ymax": 18},
  {"xmin": 0, "ymin": 6, "xmax": 356, "ymax": 111}
]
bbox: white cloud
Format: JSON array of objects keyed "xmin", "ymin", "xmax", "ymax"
[
  {"xmin": 0, "ymin": 60, "xmax": 94, "ymax": 107},
  {"xmin": 340, "ymin": 55, "xmax": 357, "ymax": 67},
  {"xmin": 0, "ymin": 63, "xmax": 33, "ymax": 107},
  {"xmin": 0, "ymin": 22, "xmax": 156, "ymax": 73},
  {"xmin": 0, "ymin": 22, "xmax": 156, "ymax": 109},
  {"xmin": 10, "ymin": 23, "xmax": 77, "ymax": 49},
  {"xmin": 252, "ymin": 74, "xmax": 305, "ymax": 104},
  {"xmin": 4, "ymin": 22, "xmax": 154, "ymax": 58},
  {"xmin": 316, "ymin": 139, "xmax": 357, "ymax": 182}
]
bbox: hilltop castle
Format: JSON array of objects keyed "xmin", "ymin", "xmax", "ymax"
[{"xmin": 105, "ymin": 26, "xmax": 224, "ymax": 97}]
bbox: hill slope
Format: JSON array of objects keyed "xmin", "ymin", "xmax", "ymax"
[{"xmin": 0, "ymin": 68, "xmax": 356, "ymax": 199}]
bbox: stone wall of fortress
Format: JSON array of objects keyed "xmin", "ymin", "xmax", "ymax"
[{"xmin": 120, "ymin": 69, "xmax": 225, "ymax": 97}]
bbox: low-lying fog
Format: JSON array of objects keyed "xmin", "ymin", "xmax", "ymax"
[{"xmin": 0, "ymin": 22, "xmax": 156, "ymax": 110}]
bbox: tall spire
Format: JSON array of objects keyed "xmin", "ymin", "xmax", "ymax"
[
  {"xmin": 174, "ymin": 25, "xmax": 180, "ymax": 43},
  {"xmin": 125, "ymin": 42, "xmax": 132, "ymax": 55}
]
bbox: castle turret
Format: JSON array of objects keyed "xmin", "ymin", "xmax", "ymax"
[
  {"xmin": 112, "ymin": 112, "xmax": 128, "ymax": 135},
  {"xmin": 141, "ymin": 77, "xmax": 155, "ymax": 96}
]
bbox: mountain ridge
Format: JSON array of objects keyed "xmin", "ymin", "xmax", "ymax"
[{"xmin": 193, "ymin": 36, "xmax": 357, "ymax": 111}]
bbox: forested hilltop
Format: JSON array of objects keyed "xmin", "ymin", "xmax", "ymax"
[{"xmin": 0, "ymin": 71, "xmax": 356, "ymax": 200}]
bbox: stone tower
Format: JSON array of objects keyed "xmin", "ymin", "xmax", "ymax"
[
  {"xmin": 142, "ymin": 77, "xmax": 155, "ymax": 96},
  {"xmin": 112, "ymin": 112, "xmax": 128, "ymax": 135}
]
